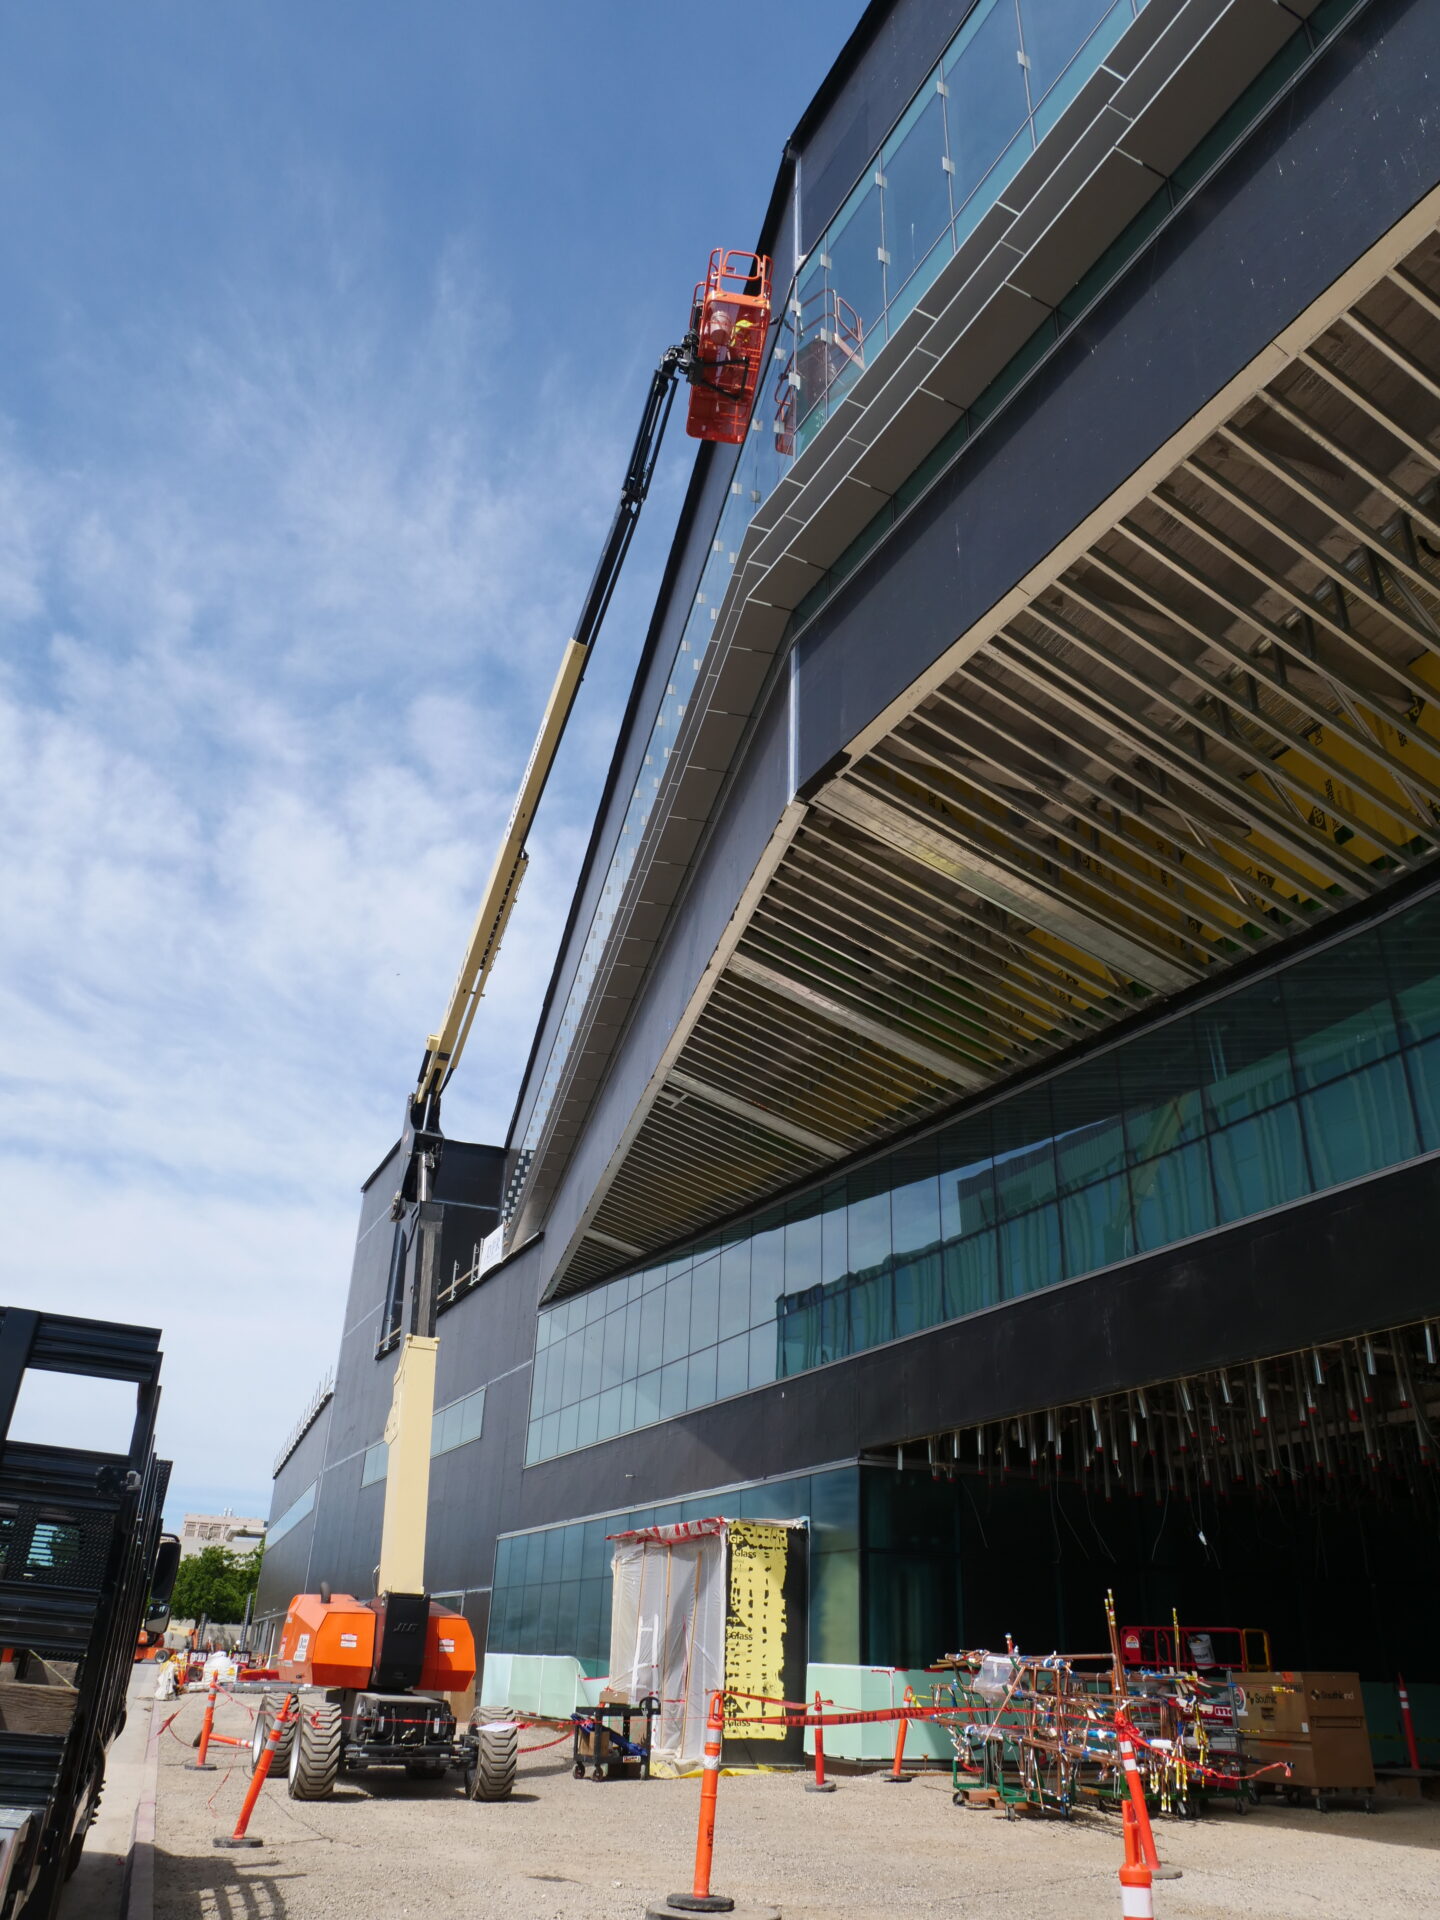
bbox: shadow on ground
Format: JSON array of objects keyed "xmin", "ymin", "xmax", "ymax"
[{"xmin": 156, "ymin": 1847, "xmax": 305, "ymax": 1918}]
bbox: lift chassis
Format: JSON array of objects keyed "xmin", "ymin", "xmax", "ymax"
[{"xmin": 269, "ymin": 1589, "xmax": 517, "ymax": 1800}]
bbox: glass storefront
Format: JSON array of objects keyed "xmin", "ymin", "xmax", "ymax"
[
  {"xmin": 526, "ymin": 887, "xmax": 1440, "ymax": 1465},
  {"xmin": 488, "ymin": 1467, "xmax": 862, "ymax": 1668}
]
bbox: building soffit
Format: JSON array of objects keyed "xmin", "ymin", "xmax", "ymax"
[
  {"xmin": 512, "ymin": 0, "xmax": 1343, "ymax": 1263},
  {"xmin": 535, "ymin": 186, "xmax": 1440, "ymax": 1300}
]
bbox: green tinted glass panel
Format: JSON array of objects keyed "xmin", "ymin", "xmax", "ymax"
[
  {"xmin": 1382, "ymin": 895, "xmax": 1440, "ymax": 1042},
  {"xmin": 943, "ymin": 0, "xmax": 1030, "ymax": 204},
  {"xmin": 1199, "ymin": 980, "xmax": 1293, "ymax": 1124},
  {"xmin": 526, "ymin": 889, "xmax": 1440, "ymax": 1462},
  {"xmin": 1211, "ymin": 1103, "xmax": 1310, "ymax": 1222},
  {"xmin": 1131, "ymin": 1140, "xmax": 1215, "ymax": 1251},
  {"xmin": 1121, "ymin": 1017, "xmax": 1207, "ymax": 1154},
  {"xmin": 894, "ymin": 1251, "xmax": 944, "ymax": 1337},
  {"xmin": 1286, "ymin": 932, "xmax": 1397, "ymax": 1088},
  {"xmin": 881, "ymin": 86, "xmax": 951, "ymax": 290},
  {"xmin": 1060, "ymin": 1172, "xmax": 1134, "ymax": 1275},
  {"xmin": 1302, "ymin": 1057, "xmax": 1419, "ymax": 1187},
  {"xmin": 943, "ymin": 1230, "xmax": 998, "ymax": 1318},
  {"xmin": 850, "ymin": 1267, "xmax": 895, "ymax": 1350},
  {"xmin": 821, "ymin": 1283, "xmax": 852, "ymax": 1364},
  {"xmin": 1000, "ymin": 1203, "xmax": 1061, "ymax": 1295},
  {"xmin": 1053, "ymin": 1056, "xmax": 1127, "ymax": 1192}
]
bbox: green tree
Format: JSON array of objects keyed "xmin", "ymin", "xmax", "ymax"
[{"xmin": 169, "ymin": 1544, "xmax": 263, "ymax": 1624}]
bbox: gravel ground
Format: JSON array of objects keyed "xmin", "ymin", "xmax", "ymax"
[{"xmin": 153, "ymin": 1690, "xmax": 1439, "ymax": 1920}]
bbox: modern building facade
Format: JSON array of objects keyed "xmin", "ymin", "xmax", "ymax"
[{"xmin": 259, "ymin": 0, "xmax": 1440, "ymax": 1709}]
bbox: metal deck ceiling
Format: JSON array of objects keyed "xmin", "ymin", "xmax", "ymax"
[{"xmin": 553, "ymin": 228, "xmax": 1440, "ymax": 1297}]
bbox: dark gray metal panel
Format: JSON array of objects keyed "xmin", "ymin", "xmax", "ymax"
[
  {"xmin": 924, "ymin": 280, "xmax": 1052, "ymax": 407},
  {"xmin": 533, "ymin": 692, "xmax": 793, "ymax": 1294},
  {"xmin": 795, "ymin": 0, "xmax": 1440, "ymax": 782},
  {"xmin": 1116, "ymin": 0, "xmax": 1300, "ymax": 176},
  {"xmin": 1005, "ymin": 150, "xmax": 1165, "ymax": 307}
]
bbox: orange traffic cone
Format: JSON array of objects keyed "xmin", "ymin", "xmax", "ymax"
[{"xmin": 1119, "ymin": 1803, "xmax": 1154, "ymax": 1918}]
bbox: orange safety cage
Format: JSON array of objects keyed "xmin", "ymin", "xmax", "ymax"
[
  {"xmin": 1120, "ymin": 1623, "xmax": 1272, "ymax": 1672},
  {"xmin": 686, "ymin": 248, "xmax": 772, "ymax": 445}
]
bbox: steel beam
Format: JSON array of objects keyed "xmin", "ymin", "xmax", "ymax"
[
  {"xmin": 822, "ymin": 779, "xmax": 1195, "ymax": 992},
  {"xmin": 728, "ymin": 950, "xmax": 990, "ymax": 1090},
  {"xmin": 666, "ymin": 1070, "xmax": 846, "ymax": 1158}
]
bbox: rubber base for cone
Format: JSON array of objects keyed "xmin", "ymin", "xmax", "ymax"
[
  {"xmin": 804, "ymin": 1780, "xmax": 837, "ymax": 1793},
  {"xmin": 185, "ymin": 1762, "xmax": 216, "ymax": 1771},
  {"xmin": 647, "ymin": 1906, "xmax": 779, "ymax": 1920},
  {"xmin": 882, "ymin": 1773, "xmax": 911, "ymax": 1783},
  {"xmin": 214, "ymin": 1836, "xmax": 265, "ymax": 1848},
  {"xmin": 659, "ymin": 1897, "xmax": 735, "ymax": 1913},
  {"xmin": 1152, "ymin": 1865, "xmax": 1183, "ymax": 1879}
]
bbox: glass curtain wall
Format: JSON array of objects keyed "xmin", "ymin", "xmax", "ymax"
[
  {"xmin": 779, "ymin": 0, "xmax": 1149, "ymax": 459},
  {"xmin": 487, "ymin": 1468, "xmax": 861, "ymax": 1668},
  {"xmin": 527, "ymin": 887, "xmax": 1440, "ymax": 1465},
  {"xmin": 519, "ymin": 0, "xmax": 1158, "ymax": 1168}
]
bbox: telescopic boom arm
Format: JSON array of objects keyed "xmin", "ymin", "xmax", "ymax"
[
  {"xmin": 376, "ymin": 249, "xmax": 770, "ymax": 1601},
  {"xmin": 404, "ymin": 339, "xmax": 692, "ymax": 1162}
]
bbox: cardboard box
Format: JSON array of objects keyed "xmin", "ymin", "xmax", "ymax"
[{"xmin": 1236, "ymin": 1672, "xmax": 1374, "ymax": 1791}]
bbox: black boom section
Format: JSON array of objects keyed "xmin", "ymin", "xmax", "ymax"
[{"xmin": 369, "ymin": 1590, "xmax": 431, "ymax": 1693}]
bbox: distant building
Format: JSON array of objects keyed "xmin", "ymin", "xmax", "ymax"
[{"xmin": 179, "ymin": 1510, "xmax": 266, "ymax": 1558}]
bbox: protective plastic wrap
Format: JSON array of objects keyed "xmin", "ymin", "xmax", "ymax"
[{"xmin": 608, "ymin": 1520, "xmax": 726, "ymax": 1770}]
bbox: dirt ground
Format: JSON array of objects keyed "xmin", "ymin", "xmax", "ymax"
[{"xmin": 152, "ymin": 1690, "xmax": 1440, "ymax": 1920}]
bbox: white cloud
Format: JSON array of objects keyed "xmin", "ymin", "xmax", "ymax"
[{"xmin": 0, "ymin": 237, "xmax": 645, "ymax": 1523}]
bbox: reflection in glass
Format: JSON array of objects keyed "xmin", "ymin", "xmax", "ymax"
[
  {"xmin": 943, "ymin": 0, "xmax": 1031, "ymax": 207},
  {"xmin": 1210, "ymin": 1102, "xmax": 1308, "ymax": 1223},
  {"xmin": 882, "ymin": 86, "xmax": 951, "ymax": 294},
  {"xmin": 824, "ymin": 174, "xmax": 885, "ymax": 373},
  {"xmin": 1131, "ymin": 1140, "xmax": 1215, "ymax": 1251},
  {"xmin": 1302, "ymin": 1058, "xmax": 1418, "ymax": 1187},
  {"xmin": 1000, "ymin": 1203, "xmax": 1062, "ymax": 1294},
  {"xmin": 1061, "ymin": 1172, "xmax": 1134, "ymax": 1273},
  {"xmin": 1021, "ymin": 0, "xmax": 1132, "ymax": 135}
]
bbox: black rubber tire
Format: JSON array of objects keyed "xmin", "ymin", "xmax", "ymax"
[
  {"xmin": 252, "ymin": 1697, "xmax": 296, "ymax": 1772},
  {"xmin": 288, "ymin": 1703, "xmax": 342, "ymax": 1800},
  {"xmin": 405, "ymin": 1759, "xmax": 448, "ymax": 1780},
  {"xmin": 464, "ymin": 1721, "xmax": 518, "ymax": 1802}
]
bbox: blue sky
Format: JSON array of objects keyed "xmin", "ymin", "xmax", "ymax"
[{"xmin": 0, "ymin": 1, "xmax": 862, "ymax": 1525}]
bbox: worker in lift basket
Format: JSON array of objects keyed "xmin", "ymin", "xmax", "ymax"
[{"xmin": 703, "ymin": 303, "xmax": 754, "ymax": 385}]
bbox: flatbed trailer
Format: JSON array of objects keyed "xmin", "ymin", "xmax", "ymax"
[{"xmin": 0, "ymin": 1307, "xmax": 175, "ymax": 1920}]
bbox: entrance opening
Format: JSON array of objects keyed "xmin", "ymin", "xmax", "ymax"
[{"xmin": 861, "ymin": 1317, "xmax": 1440, "ymax": 1762}]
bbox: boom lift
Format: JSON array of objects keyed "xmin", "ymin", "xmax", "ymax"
[{"xmin": 269, "ymin": 250, "xmax": 772, "ymax": 1802}]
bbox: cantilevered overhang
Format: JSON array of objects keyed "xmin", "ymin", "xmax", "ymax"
[
  {"xmin": 510, "ymin": 0, "xmax": 1357, "ymax": 1260},
  {"xmin": 543, "ymin": 196, "xmax": 1440, "ymax": 1296}
]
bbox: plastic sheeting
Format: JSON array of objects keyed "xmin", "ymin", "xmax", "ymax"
[{"xmin": 609, "ymin": 1525, "xmax": 726, "ymax": 1771}]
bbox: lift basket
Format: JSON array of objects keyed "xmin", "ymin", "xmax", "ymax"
[{"xmin": 686, "ymin": 249, "xmax": 772, "ymax": 445}]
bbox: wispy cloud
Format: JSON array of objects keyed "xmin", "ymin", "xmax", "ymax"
[{"xmin": 0, "ymin": 231, "xmax": 651, "ymax": 1519}]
